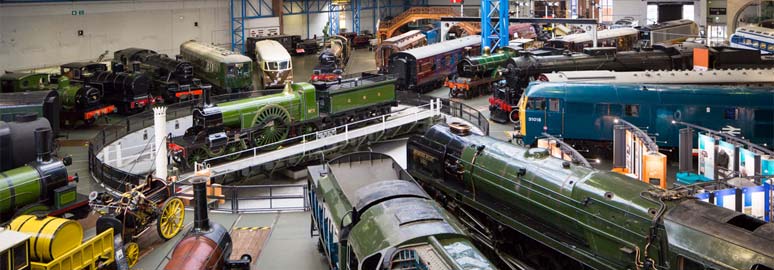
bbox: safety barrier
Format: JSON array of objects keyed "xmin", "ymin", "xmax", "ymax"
[{"xmin": 171, "ymin": 182, "xmax": 308, "ymax": 213}]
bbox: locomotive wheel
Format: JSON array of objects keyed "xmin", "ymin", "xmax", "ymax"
[
  {"xmin": 125, "ymin": 242, "xmax": 140, "ymax": 268},
  {"xmin": 251, "ymin": 105, "xmax": 291, "ymax": 147},
  {"xmin": 224, "ymin": 141, "xmax": 246, "ymax": 161},
  {"xmin": 187, "ymin": 147, "xmax": 209, "ymax": 168},
  {"xmin": 158, "ymin": 197, "xmax": 185, "ymax": 240}
]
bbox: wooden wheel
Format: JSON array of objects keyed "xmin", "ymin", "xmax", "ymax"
[
  {"xmin": 157, "ymin": 197, "xmax": 185, "ymax": 240},
  {"xmin": 125, "ymin": 242, "xmax": 140, "ymax": 268}
]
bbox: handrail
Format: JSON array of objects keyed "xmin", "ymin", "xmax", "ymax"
[{"xmin": 171, "ymin": 182, "xmax": 308, "ymax": 213}]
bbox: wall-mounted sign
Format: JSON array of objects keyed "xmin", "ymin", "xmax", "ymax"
[{"xmin": 709, "ymin": 8, "xmax": 726, "ymax": 15}]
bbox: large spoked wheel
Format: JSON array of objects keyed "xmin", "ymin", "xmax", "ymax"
[
  {"xmin": 251, "ymin": 105, "xmax": 291, "ymax": 147},
  {"xmin": 186, "ymin": 147, "xmax": 209, "ymax": 168},
  {"xmin": 125, "ymin": 242, "xmax": 140, "ymax": 268},
  {"xmin": 224, "ymin": 141, "xmax": 246, "ymax": 161},
  {"xmin": 157, "ymin": 197, "xmax": 185, "ymax": 240}
]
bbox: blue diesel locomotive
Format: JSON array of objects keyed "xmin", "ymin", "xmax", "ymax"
[{"xmin": 516, "ymin": 82, "xmax": 774, "ymax": 152}]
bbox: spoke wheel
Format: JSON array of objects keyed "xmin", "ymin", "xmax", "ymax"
[
  {"xmin": 187, "ymin": 147, "xmax": 209, "ymax": 168},
  {"xmin": 157, "ymin": 197, "xmax": 185, "ymax": 240},
  {"xmin": 224, "ymin": 141, "xmax": 245, "ymax": 161},
  {"xmin": 125, "ymin": 242, "xmax": 139, "ymax": 268},
  {"xmin": 251, "ymin": 105, "xmax": 291, "ymax": 147}
]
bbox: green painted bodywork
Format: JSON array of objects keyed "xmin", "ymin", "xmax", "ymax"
[
  {"xmin": 218, "ymin": 82, "xmax": 318, "ymax": 128},
  {"xmin": 320, "ymin": 79, "xmax": 396, "ymax": 115},
  {"xmin": 410, "ymin": 126, "xmax": 774, "ymax": 269},
  {"xmin": 459, "ymin": 49, "xmax": 518, "ymax": 78},
  {"xmin": 0, "ymin": 166, "xmax": 41, "ymax": 215},
  {"xmin": 0, "ymin": 73, "xmax": 51, "ymax": 93},
  {"xmin": 180, "ymin": 41, "xmax": 253, "ymax": 91},
  {"xmin": 54, "ymin": 77, "xmax": 81, "ymax": 109}
]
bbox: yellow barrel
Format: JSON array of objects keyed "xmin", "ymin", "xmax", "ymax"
[{"xmin": 9, "ymin": 215, "xmax": 84, "ymax": 262}]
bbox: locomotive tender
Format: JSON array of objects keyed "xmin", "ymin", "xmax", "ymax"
[
  {"xmin": 388, "ymin": 35, "xmax": 481, "ymax": 93},
  {"xmin": 407, "ymin": 123, "xmax": 774, "ymax": 270},
  {"xmin": 308, "ymin": 152, "xmax": 499, "ymax": 270},
  {"xmin": 180, "ymin": 40, "xmax": 254, "ymax": 93},
  {"xmin": 168, "ymin": 74, "xmax": 397, "ymax": 167}
]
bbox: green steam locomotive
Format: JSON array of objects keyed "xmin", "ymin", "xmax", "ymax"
[
  {"xmin": 0, "ymin": 127, "xmax": 87, "ymax": 223},
  {"xmin": 168, "ymin": 73, "xmax": 397, "ymax": 167},
  {"xmin": 179, "ymin": 40, "xmax": 253, "ymax": 94},
  {"xmin": 308, "ymin": 152, "xmax": 500, "ymax": 270},
  {"xmin": 446, "ymin": 48, "xmax": 517, "ymax": 99},
  {"xmin": 407, "ymin": 123, "xmax": 774, "ymax": 270}
]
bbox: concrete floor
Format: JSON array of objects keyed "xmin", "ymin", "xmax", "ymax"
[{"xmin": 56, "ymin": 46, "xmax": 682, "ymax": 269}]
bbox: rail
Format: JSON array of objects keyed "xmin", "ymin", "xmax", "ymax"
[
  {"xmin": 89, "ymin": 89, "xmax": 489, "ymax": 195},
  {"xmin": 171, "ymin": 182, "xmax": 308, "ymax": 213}
]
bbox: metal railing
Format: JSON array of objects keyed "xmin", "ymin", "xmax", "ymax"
[
  {"xmin": 170, "ymin": 182, "xmax": 309, "ymax": 213},
  {"xmin": 89, "ymin": 88, "xmax": 490, "ymax": 211}
]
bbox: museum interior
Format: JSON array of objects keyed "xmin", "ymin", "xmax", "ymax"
[{"xmin": 0, "ymin": 0, "xmax": 773, "ymax": 269}]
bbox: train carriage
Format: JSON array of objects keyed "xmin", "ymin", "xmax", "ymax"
[
  {"xmin": 730, "ymin": 26, "xmax": 774, "ymax": 54},
  {"xmin": 375, "ymin": 30, "xmax": 428, "ymax": 72},
  {"xmin": 251, "ymin": 40, "xmax": 293, "ymax": 89},
  {"xmin": 516, "ymin": 82, "xmax": 774, "ymax": 153},
  {"xmin": 637, "ymin": 19, "xmax": 700, "ymax": 47},
  {"xmin": 180, "ymin": 40, "xmax": 253, "ymax": 93},
  {"xmin": 407, "ymin": 123, "xmax": 774, "ymax": 270},
  {"xmin": 388, "ymin": 35, "xmax": 481, "ymax": 93},
  {"xmin": 308, "ymin": 152, "xmax": 500, "ymax": 270}
]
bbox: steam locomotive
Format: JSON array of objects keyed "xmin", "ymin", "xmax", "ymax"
[
  {"xmin": 312, "ymin": 35, "xmax": 351, "ymax": 79},
  {"xmin": 165, "ymin": 176, "xmax": 251, "ymax": 270},
  {"xmin": 308, "ymin": 152, "xmax": 502, "ymax": 270},
  {"xmin": 167, "ymin": 74, "xmax": 396, "ymax": 168},
  {"xmin": 407, "ymin": 123, "xmax": 774, "ymax": 270},
  {"xmin": 61, "ymin": 62, "xmax": 154, "ymax": 115},
  {"xmin": 445, "ymin": 48, "xmax": 518, "ymax": 99},
  {"xmin": 112, "ymin": 48, "xmax": 204, "ymax": 103},
  {"xmin": 0, "ymin": 126, "xmax": 86, "ymax": 223}
]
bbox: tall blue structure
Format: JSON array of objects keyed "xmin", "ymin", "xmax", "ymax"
[
  {"xmin": 351, "ymin": 0, "xmax": 361, "ymax": 33},
  {"xmin": 230, "ymin": 0, "xmax": 275, "ymax": 53},
  {"xmin": 329, "ymin": 3, "xmax": 341, "ymax": 35},
  {"xmin": 480, "ymin": 0, "xmax": 509, "ymax": 53}
]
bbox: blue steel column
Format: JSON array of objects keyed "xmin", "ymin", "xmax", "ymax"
[
  {"xmin": 372, "ymin": 0, "xmax": 377, "ymax": 34},
  {"xmin": 329, "ymin": 3, "xmax": 340, "ymax": 36},
  {"xmin": 306, "ymin": 0, "xmax": 311, "ymax": 38},
  {"xmin": 480, "ymin": 0, "xmax": 509, "ymax": 53},
  {"xmin": 352, "ymin": 0, "xmax": 360, "ymax": 33}
]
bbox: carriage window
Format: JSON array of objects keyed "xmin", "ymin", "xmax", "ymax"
[
  {"xmin": 226, "ymin": 65, "xmax": 236, "ymax": 75},
  {"xmin": 548, "ymin": 98, "xmax": 561, "ymax": 112},
  {"xmin": 595, "ymin": 104, "xmax": 621, "ymax": 116},
  {"xmin": 625, "ymin": 105, "xmax": 640, "ymax": 117},
  {"xmin": 267, "ymin": 62, "xmax": 279, "ymax": 70},
  {"xmin": 527, "ymin": 98, "xmax": 546, "ymax": 110},
  {"xmin": 724, "ymin": 108, "xmax": 737, "ymax": 120}
]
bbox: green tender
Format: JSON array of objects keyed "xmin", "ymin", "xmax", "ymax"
[
  {"xmin": 0, "ymin": 166, "xmax": 41, "ymax": 215},
  {"xmin": 323, "ymin": 79, "xmax": 396, "ymax": 115}
]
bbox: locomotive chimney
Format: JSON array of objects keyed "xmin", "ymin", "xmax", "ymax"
[
  {"xmin": 191, "ymin": 175, "xmax": 211, "ymax": 232},
  {"xmin": 34, "ymin": 127, "xmax": 53, "ymax": 163},
  {"xmin": 202, "ymin": 85, "xmax": 213, "ymax": 107}
]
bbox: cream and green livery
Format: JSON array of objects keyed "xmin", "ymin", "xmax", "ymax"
[
  {"xmin": 168, "ymin": 73, "xmax": 397, "ymax": 167},
  {"xmin": 179, "ymin": 40, "xmax": 253, "ymax": 93},
  {"xmin": 253, "ymin": 40, "xmax": 293, "ymax": 89}
]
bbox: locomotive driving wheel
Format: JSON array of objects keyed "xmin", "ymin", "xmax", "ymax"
[
  {"xmin": 158, "ymin": 197, "xmax": 185, "ymax": 240},
  {"xmin": 251, "ymin": 105, "xmax": 291, "ymax": 147},
  {"xmin": 186, "ymin": 147, "xmax": 209, "ymax": 168},
  {"xmin": 125, "ymin": 242, "xmax": 140, "ymax": 268}
]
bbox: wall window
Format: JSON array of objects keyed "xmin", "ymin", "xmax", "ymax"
[
  {"xmin": 600, "ymin": 0, "xmax": 613, "ymax": 22},
  {"xmin": 625, "ymin": 104, "xmax": 640, "ymax": 117},
  {"xmin": 647, "ymin": 4, "xmax": 659, "ymax": 25},
  {"xmin": 682, "ymin": 4, "xmax": 694, "ymax": 21}
]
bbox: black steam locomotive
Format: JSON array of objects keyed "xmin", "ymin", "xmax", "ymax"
[
  {"xmin": 61, "ymin": 62, "xmax": 153, "ymax": 115},
  {"xmin": 112, "ymin": 48, "xmax": 203, "ymax": 103}
]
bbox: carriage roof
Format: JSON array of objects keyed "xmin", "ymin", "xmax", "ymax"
[
  {"xmin": 539, "ymin": 69, "xmax": 774, "ymax": 84},
  {"xmin": 735, "ymin": 26, "xmax": 774, "ymax": 37},
  {"xmin": 394, "ymin": 35, "xmax": 480, "ymax": 60},
  {"xmin": 383, "ymin": 30, "xmax": 423, "ymax": 42},
  {"xmin": 640, "ymin": 19, "xmax": 696, "ymax": 31},
  {"xmin": 551, "ymin": 28, "xmax": 638, "ymax": 43},
  {"xmin": 180, "ymin": 40, "xmax": 252, "ymax": 64},
  {"xmin": 253, "ymin": 40, "xmax": 291, "ymax": 62}
]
